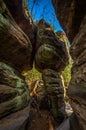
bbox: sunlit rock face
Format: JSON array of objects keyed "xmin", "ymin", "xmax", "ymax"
[
  {"xmin": 0, "ymin": 0, "xmax": 33, "ymax": 72},
  {"xmin": 35, "ymin": 20, "xmax": 69, "ymax": 72},
  {"xmin": 68, "ymin": 16, "xmax": 86, "ymax": 130},
  {"xmin": 0, "ymin": 62, "xmax": 30, "ymax": 119},
  {"xmin": 53, "ymin": 0, "xmax": 86, "ymax": 42}
]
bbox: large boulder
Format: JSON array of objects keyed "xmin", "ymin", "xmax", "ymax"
[
  {"xmin": 35, "ymin": 20, "xmax": 69, "ymax": 72},
  {"xmin": 0, "ymin": 62, "xmax": 30, "ymax": 119}
]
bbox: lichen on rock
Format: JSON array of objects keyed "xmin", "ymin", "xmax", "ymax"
[{"xmin": 0, "ymin": 62, "xmax": 30, "ymax": 119}]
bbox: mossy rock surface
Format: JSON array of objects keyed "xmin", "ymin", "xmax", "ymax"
[
  {"xmin": 35, "ymin": 21, "xmax": 69, "ymax": 72},
  {"xmin": 0, "ymin": 1, "xmax": 32, "ymax": 72},
  {"xmin": 0, "ymin": 62, "xmax": 30, "ymax": 119}
]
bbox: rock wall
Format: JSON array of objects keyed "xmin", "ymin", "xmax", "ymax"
[
  {"xmin": 53, "ymin": 1, "xmax": 86, "ymax": 130},
  {"xmin": 0, "ymin": 62, "xmax": 30, "ymax": 118},
  {"xmin": 68, "ymin": 16, "xmax": 86, "ymax": 130},
  {"xmin": 0, "ymin": 0, "xmax": 33, "ymax": 72},
  {"xmin": 0, "ymin": 0, "xmax": 86, "ymax": 129},
  {"xmin": 53, "ymin": 0, "xmax": 86, "ymax": 42}
]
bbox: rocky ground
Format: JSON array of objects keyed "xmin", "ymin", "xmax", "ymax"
[
  {"xmin": 28, "ymin": 108, "xmax": 55, "ymax": 130},
  {"xmin": 26, "ymin": 100, "xmax": 73, "ymax": 130}
]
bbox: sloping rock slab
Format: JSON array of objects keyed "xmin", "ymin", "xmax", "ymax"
[{"xmin": 0, "ymin": 106, "xmax": 30, "ymax": 130}]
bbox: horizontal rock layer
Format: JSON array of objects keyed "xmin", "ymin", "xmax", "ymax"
[
  {"xmin": 0, "ymin": 62, "xmax": 30, "ymax": 119},
  {"xmin": 0, "ymin": 1, "xmax": 32, "ymax": 72},
  {"xmin": 0, "ymin": 106, "xmax": 30, "ymax": 130}
]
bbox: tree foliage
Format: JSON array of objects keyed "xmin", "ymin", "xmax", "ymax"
[
  {"xmin": 23, "ymin": 60, "xmax": 72, "ymax": 85},
  {"xmin": 22, "ymin": 66, "xmax": 42, "ymax": 82},
  {"xmin": 62, "ymin": 59, "xmax": 73, "ymax": 86}
]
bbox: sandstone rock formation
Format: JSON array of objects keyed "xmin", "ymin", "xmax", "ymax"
[
  {"xmin": 42, "ymin": 69, "xmax": 67, "ymax": 123},
  {"xmin": 35, "ymin": 20, "xmax": 69, "ymax": 72},
  {"xmin": 0, "ymin": 0, "xmax": 32, "ymax": 72},
  {"xmin": 0, "ymin": 106, "xmax": 30, "ymax": 130},
  {"xmin": 53, "ymin": 0, "xmax": 86, "ymax": 130},
  {"xmin": 68, "ymin": 16, "xmax": 86, "ymax": 130},
  {"xmin": 0, "ymin": 62, "xmax": 30, "ymax": 119},
  {"xmin": 0, "ymin": 0, "xmax": 86, "ymax": 130},
  {"xmin": 53, "ymin": 0, "xmax": 86, "ymax": 42},
  {"xmin": 4, "ymin": 0, "xmax": 35, "ymax": 44}
]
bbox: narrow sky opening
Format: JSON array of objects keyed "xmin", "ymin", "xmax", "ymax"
[{"xmin": 26, "ymin": 0, "xmax": 64, "ymax": 32}]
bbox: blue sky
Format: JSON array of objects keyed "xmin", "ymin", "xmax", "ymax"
[{"xmin": 26, "ymin": 0, "xmax": 64, "ymax": 32}]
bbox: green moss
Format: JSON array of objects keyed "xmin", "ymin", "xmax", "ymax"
[
  {"xmin": 22, "ymin": 65, "xmax": 42, "ymax": 82},
  {"xmin": 0, "ymin": 0, "xmax": 6, "ymax": 13},
  {"xmin": 62, "ymin": 59, "xmax": 73, "ymax": 85}
]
